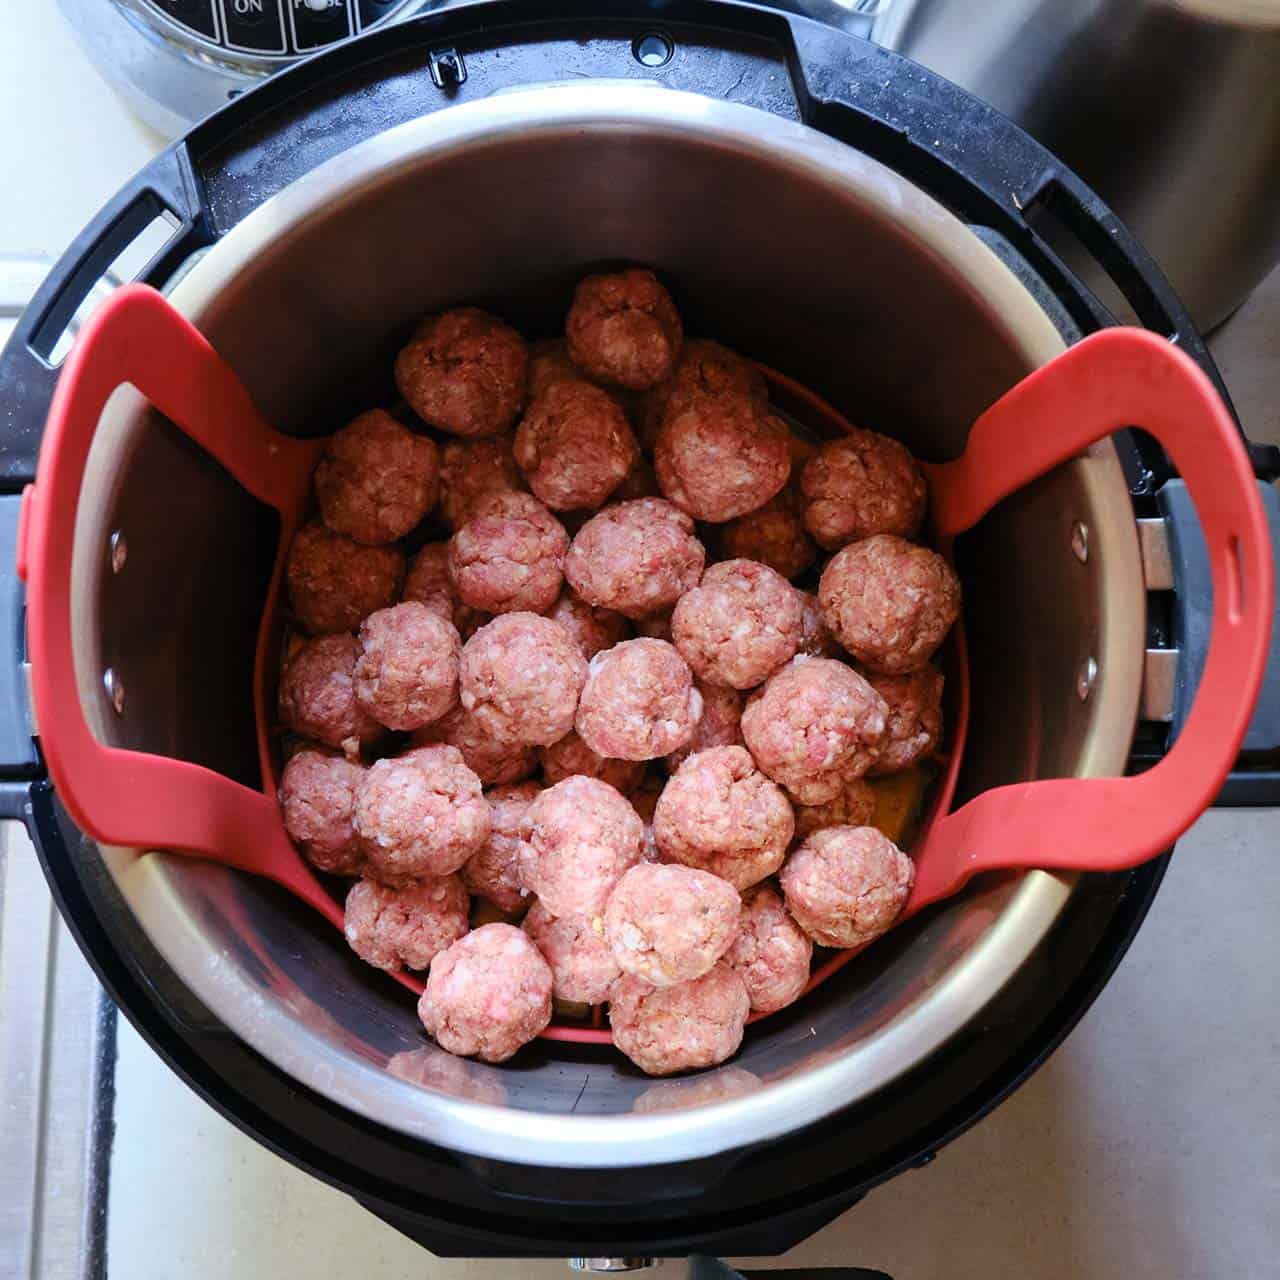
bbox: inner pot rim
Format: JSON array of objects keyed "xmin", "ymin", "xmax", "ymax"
[{"xmin": 78, "ymin": 84, "xmax": 1144, "ymax": 1167}]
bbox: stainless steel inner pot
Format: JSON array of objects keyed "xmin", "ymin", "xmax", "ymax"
[{"xmin": 67, "ymin": 85, "xmax": 1143, "ymax": 1168}]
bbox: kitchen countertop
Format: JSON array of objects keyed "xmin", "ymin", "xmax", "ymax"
[{"xmin": 2, "ymin": 3, "xmax": 1277, "ymax": 1277}]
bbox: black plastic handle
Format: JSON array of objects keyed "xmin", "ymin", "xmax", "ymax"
[{"xmin": 1158, "ymin": 479, "xmax": 1280, "ymax": 806}]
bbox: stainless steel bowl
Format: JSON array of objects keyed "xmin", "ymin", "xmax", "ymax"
[{"xmin": 67, "ymin": 84, "xmax": 1143, "ymax": 1168}]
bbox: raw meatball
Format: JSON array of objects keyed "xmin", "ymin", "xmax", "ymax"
[
  {"xmin": 519, "ymin": 775, "xmax": 644, "ymax": 918},
  {"xmin": 286, "ymin": 521, "xmax": 404, "ymax": 635},
  {"xmin": 655, "ymin": 393, "xmax": 791, "ymax": 522},
  {"xmin": 354, "ymin": 602, "xmax": 460, "ymax": 731},
  {"xmin": 610, "ymin": 456, "xmax": 660, "ymax": 503},
  {"xmin": 438, "ymin": 434, "xmax": 525, "ymax": 528},
  {"xmin": 447, "ymin": 490, "xmax": 568, "ymax": 615},
  {"xmin": 278, "ymin": 633, "xmax": 383, "ymax": 757},
  {"xmin": 564, "ymin": 498, "xmax": 705, "ymax": 620},
  {"xmin": 741, "ymin": 657, "xmax": 888, "ymax": 803},
  {"xmin": 636, "ymin": 339, "xmax": 768, "ymax": 451},
  {"xmin": 818, "ymin": 535, "xmax": 961, "ymax": 674},
  {"xmin": 523, "ymin": 900, "xmax": 620, "ymax": 1004},
  {"xmin": 355, "ymin": 745, "xmax": 490, "ymax": 882},
  {"xmin": 395, "ymin": 307, "xmax": 528, "ymax": 438},
  {"xmin": 547, "ymin": 591, "xmax": 631, "ymax": 660},
  {"xmin": 634, "ymin": 1065, "xmax": 761, "ymax": 1112},
  {"xmin": 671, "ymin": 559, "xmax": 803, "ymax": 690},
  {"xmin": 344, "ymin": 875, "xmax": 469, "ymax": 973},
  {"xmin": 725, "ymin": 884, "xmax": 813, "ymax": 1014},
  {"xmin": 609, "ymin": 962, "xmax": 749, "ymax": 1076},
  {"xmin": 459, "ymin": 613, "xmax": 588, "ymax": 747},
  {"xmin": 793, "ymin": 772, "xmax": 876, "ymax": 841},
  {"xmin": 653, "ymin": 746, "xmax": 793, "ymax": 890},
  {"xmin": 604, "ymin": 863, "xmax": 741, "ymax": 987},
  {"xmin": 780, "ymin": 826, "xmax": 914, "ymax": 949},
  {"xmin": 868, "ymin": 666, "xmax": 944, "ymax": 776},
  {"xmin": 633, "ymin": 610, "xmax": 673, "ymax": 642},
  {"xmin": 314, "ymin": 409, "xmax": 440, "ymax": 546},
  {"xmin": 462, "ymin": 781, "xmax": 541, "ymax": 914},
  {"xmin": 566, "ymin": 269, "xmax": 682, "ymax": 391},
  {"xmin": 576, "ymin": 639, "xmax": 702, "ymax": 761},
  {"xmin": 515, "ymin": 380, "xmax": 640, "ymax": 511},
  {"xmin": 663, "ymin": 681, "xmax": 744, "ymax": 774},
  {"xmin": 718, "ymin": 489, "xmax": 817, "ymax": 582},
  {"xmin": 413, "ymin": 704, "xmax": 538, "ymax": 786},
  {"xmin": 401, "ymin": 542, "xmax": 490, "ymax": 639},
  {"xmin": 278, "ymin": 749, "xmax": 365, "ymax": 876},
  {"xmin": 527, "ymin": 338, "xmax": 582, "ymax": 399},
  {"xmin": 796, "ymin": 590, "xmax": 841, "ymax": 659},
  {"xmin": 418, "ymin": 924, "xmax": 552, "ymax": 1062},
  {"xmin": 539, "ymin": 730, "xmax": 645, "ymax": 794},
  {"xmin": 801, "ymin": 429, "xmax": 927, "ymax": 550}
]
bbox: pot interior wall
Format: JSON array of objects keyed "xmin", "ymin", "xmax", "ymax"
[{"xmin": 69, "ymin": 98, "xmax": 1142, "ymax": 1153}]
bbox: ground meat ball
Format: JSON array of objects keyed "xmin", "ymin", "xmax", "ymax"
[
  {"xmin": 519, "ymin": 775, "xmax": 644, "ymax": 918},
  {"xmin": 355, "ymin": 745, "xmax": 490, "ymax": 882},
  {"xmin": 278, "ymin": 634, "xmax": 384, "ymax": 758},
  {"xmin": 314, "ymin": 409, "xmax": 440, "ymax": 546},
  {"xmin": 566, "ymin": 269, "xmax": 683, "ymax": 391},
  {"xmin": 609, "ymin": 962, "xmax": 749, "ymax": 1076},
  {"xmin": 514, "ymin": 380, "xmax": 640, "ymax": 511},
  {"xmin": 800, "ymin": 429, "xmax": 927, "ymax": 551},
  {"xmin": 564, "ymin": 498, "xmax": 705, "ymax": 620},
  {"xmin": 286, "ymin": 521, "xmax": 404, "ymax": 635},
  {"xmin": 718, "ymin": 489, "xmax": 817, "ymax": 582},
  {"xmin": 413, "ymin": 704, "xmax": 538, "ymax": 786},
  {"xmin": 459, "ymin": 613, "xmax": 588, "ymax": 747},
  {"xmin": 604, "ymin": 863, "xmax": 741, "ymax": 987},
  {"xmin": 279, "ymin": 749, "xmax": 365, "ymax": 875},
  {"xmin": 447, "ymin": 491, "xmax": 567, "ymax": 615},
  {"xmin": 741, "ymin": 657, "xmax": 888, "ymax": 803},
  {"xmin": 576, "ymin": 639, "xmax": 702, "ymax": 761},
  {"xmin": 547, "ymin": 592, "xmax": 631, "ymax": 660},
  {"xmin": 438, "ymin": 434, "xmax": 525, "ymax": 528},
  {"xmin": 354, "ymin": 603, "xmax": 460, "ymax": 731},
  {"xmin": 671, "ymin": 559, "xmax": 803, "ymax": 690},
  {"xmin": 725, "ymin": 884, "xmax": 813, "ymax": 1014},
  {"xmin": 527, "ymin": 338, "xmax": 582, "ymax": 399},
  {"xmin": 611, "ymin": 456, "xmax": 660, "ymax": 502},
  {"xmin": 653, "ymin": 746, "xmax": 793, "ymax": 891},
  {"xmin": 539, "ymin": 730, "xmax": 645, "ymax": 794},
  {"xmin": 793, "ymin": 772, "xmax": 877, "ymax": 841},
  {"xmin": 343, "ymin": 875, "xmax": 469, "ymax": 973},
  {"xmin": 636, "ymin": 339, "xmax": 768, "ymax": 451},
  {"xmin": 395, "ymin": 307, "xmax": 528, "ymax": 438},
  {"xmin": 663, "ymin": 681, "xmax": 744, "ymax": 773},
  {"xmin": 418, "ymin": 924, "xmax": 553, "ymax": 1062},
  {"xmin": 523, "ymin": 900, "xmax": 621, "ymax": 1004},
  {"xmin": 402, "ymin": 542, "xmax": 490, "ymax": 639},
  {"xmin": 462, "ymin": 781, "xmax": 541, "ymax": 913},
  {"xmin": 780, "ymin": 826, "xmax": 914, "ymax": 949},
  {"xmin": 796, "ymin": 590, "xmax": 842, "ymax": 659},
  {"xmin": 818, "ymin": 535, "xmax": 961, "ymax": 674},
  {"xmin": 655, "ymin": 392, "xmax": 792, "ymax": 522},
  {"xmin": 868, "ymin": 666, "xmax": 944, "ymax": 776},
  {"xmin": 634, "ymin": 1066, "xmax": 761, "ymax": 1112}
]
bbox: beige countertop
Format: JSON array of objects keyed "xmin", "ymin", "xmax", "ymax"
[{"xmin": 2, "ymin": 2, "xmax": 1276, "ymax": 1277}]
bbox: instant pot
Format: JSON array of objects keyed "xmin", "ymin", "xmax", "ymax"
[{"xmin": 3, "ymin": 0, "xmax": 1279, "ymax": 1264}]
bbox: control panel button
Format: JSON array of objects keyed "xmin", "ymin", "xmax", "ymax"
[
  {"xmin": 144, "ymin": 0, "xmax": 218, "ymax": 40},
  {"xmin": 355, "ymin": 0, "xmax": 403, "ymax": 32},
  {"xmin": 219, "ymin": 0, "xmax": 288, "ymax": 53},
  {"xmin": 287, "ymin": 0, "xmax": 353, "ymax": 51}
]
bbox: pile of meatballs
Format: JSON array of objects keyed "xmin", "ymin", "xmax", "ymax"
[{"xmin": 276, "ymin": 268, "xmax": 961, "ymax": 1077}]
